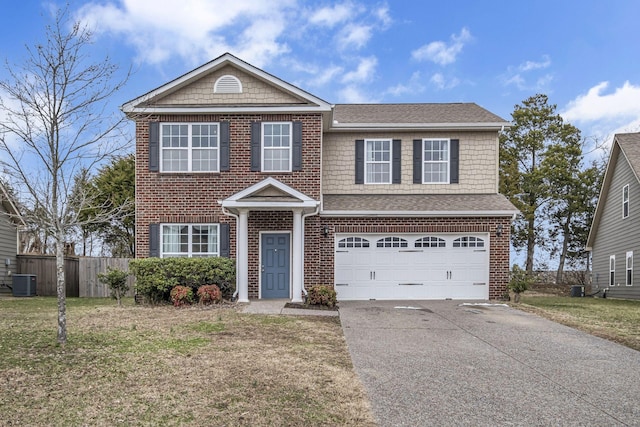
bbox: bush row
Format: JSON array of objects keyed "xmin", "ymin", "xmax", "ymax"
[{"xmin": 129, "ymin": 257, "xmax": 235, "ymax": 304}]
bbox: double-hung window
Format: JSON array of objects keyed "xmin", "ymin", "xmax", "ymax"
[
  {"xmin": 423, "ymin": 139, "xmax": 449, "ymax": 183},
  {"xmin": 262, "ymin": 122, "xmax": 292, "ymax": 172},
  {"xmin": 623, "ymin": 184, "xmax": 629, "ymax": 218},
  {"xmin": 609, "ymin": 255, "xmax": 616, "ymax": 287},
  {"xmin": 161, "ymin": 224, "xmax": 219, "ymax": 257},
  {"xmin": 161, "ymin": 123, "xmax": 219, "ymax": 172},
  {"xmin": 365, "ymin": 139, "xmax": 392, "ymax": 184},
  {"xmin": 627, "ymin": 251, "xmax": 633, "ymax": 286}
]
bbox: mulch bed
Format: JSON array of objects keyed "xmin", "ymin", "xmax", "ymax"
[{"xmin": 284, "ymin": 302, "xmax": 339, "ymax": 311}]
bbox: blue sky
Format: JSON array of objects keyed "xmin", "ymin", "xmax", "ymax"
[{"xmin": 2, "ymin": 0, "xmax": 640, "ymax": 145}]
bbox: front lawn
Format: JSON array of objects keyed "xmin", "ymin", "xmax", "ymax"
[
  {"xmin": 518, "ymin": 295, "xmax": 640, "ymax": 352},
  {"xmin": 0, "ymin": 297, "xmax": 375, "ymax": 426}
]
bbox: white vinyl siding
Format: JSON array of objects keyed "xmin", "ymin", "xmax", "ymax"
[
  {"xmin": 423, "ymin": 139, "xmax": 449, "ymax": 184},
  {"xmin": 365, "ymin": 139, "xmax": 392, "ymax": 184},
  {"xmin": 161, "ymin": 123, "xmax": 219, "ymax": 172},
  {"xmin": 161, "ymin": 224, "xmax": 219, "ymax": 257},
  {"xmin": 262, "ymin": 122, "xmax": 292, "ymax": 172}
]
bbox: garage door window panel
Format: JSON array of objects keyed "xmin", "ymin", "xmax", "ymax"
[
  {"xmin": 377, "ymin": 237, "xmax": 408, "ymax": 248},
  {"xmin": 338, "ymin": 237, "xmax": 370, "ymax": 248},
  {"xmin": 453, "ymin": 236, "xmax": 485, "ymax": 248},
  {"xmin": 415, "ymin": 237, "xmax": 446, "ymax": 248}
]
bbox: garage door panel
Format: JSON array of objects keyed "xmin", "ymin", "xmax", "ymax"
[{"xmin": 335, "ymin": 233, "xmax": 489, "ymax": 300}]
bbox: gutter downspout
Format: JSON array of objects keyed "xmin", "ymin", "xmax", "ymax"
[
  {"xmin": 301, "ymin": 204, "xmax": 321, "ymax": 298},
  {"xmin": 221, "ymin": 206, "xmax": 240, "ymax": 300}
]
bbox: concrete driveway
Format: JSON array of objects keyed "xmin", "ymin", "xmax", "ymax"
[{"xmin": 339, "ymin": 300, "xmax": 640, "ymax": 426}]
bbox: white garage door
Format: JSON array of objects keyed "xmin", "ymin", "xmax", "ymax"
[{"xmin": 334, "ymin": 233, "xmax": 489, "ymax": 300}]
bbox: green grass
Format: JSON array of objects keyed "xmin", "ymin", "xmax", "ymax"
[
  {"xmin": 518, "ymin": 295, "xmax": 640, "ymax": 351},
  {"xmin": 0, "ymin": 297, "xmax": 375, "ymax": 426}
]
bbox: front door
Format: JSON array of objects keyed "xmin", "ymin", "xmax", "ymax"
[{"xmin": 261, "ymin": 233, "xmax": 290, "ymax": 299}]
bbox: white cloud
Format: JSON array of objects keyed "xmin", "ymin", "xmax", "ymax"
[
  {"xmin": 337, "ymin": 24, "xmax": 373, "ymax": 50},
  {"xmin": 502, "ymin": 55, "xmax": 553, "ymax": 91},
  {"xmin": 308, "ymin": 2, "xmax": 356, "ymax": 27},
  {"xmin": 430, "ymin": 72, "xmax": 460, "ymax": 90},
  {"xmin": 76, "ymin": 0, "xmax": 296, "ymax": 67},
  {"xmin": 339, "ymin": 85, "xmax": 377, "ymax": 103},
  {"xmin": 341, "ymin": 56, "xmax": 377, "ymax": 84},
  {"xmin": 374, "ymin": 4, "xmax": 392, "ymax": 28},
  {"xmin": 411, "ymin": 27, "xmax": 472, "ymax": 66},
  {"xmin": 386, "ymin": 72, "xmax": 425, "ymax": 96}
]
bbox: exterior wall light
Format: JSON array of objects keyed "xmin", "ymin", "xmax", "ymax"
[
  {"xmin": 496, "ymin": 224, "xmax": 504, "ymax": 237},
  {"xmin": 322, "ymin": 225, "xmax": 330, "ymax": 237}
]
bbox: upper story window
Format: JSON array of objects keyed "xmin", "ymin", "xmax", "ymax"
[
  {"xmin": 214, "ymin": 75, "xmax": 242, "ymax": 93},
  {"xmin": 161, "ymin": 123, "xmax": 219, "ymax": 172},
  {"xmin": 453, "ymin": 236, "xmax": 485, "ymax": 248},
  {"xmin": 623, "ymin": 184, "xmax": 629, "ymax": 218},
  {"xmin": 262, "ymin": 122, "xmax": 292, "ymax": 172},
  {"xmin": 423, "ymin": 139, "xmax": 449, "ymax": 183},
  {"xmin": 365, "ymin": 139, "xmax": 392, "ymax": 184},
  {"xmin": 161, "ymin": 224, "xmax": 219, "ymax": 257},
  {"xmin": 415, "ymin": 237, "xmax": 446, "ymax": 248}
]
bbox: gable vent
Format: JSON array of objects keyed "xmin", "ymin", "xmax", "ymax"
[{"xmin": 214, "ymin": 75, "xmax": 242, "ymax": 94}]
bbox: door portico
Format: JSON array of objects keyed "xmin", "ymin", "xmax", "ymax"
[{"xmin": 220, "ymin": 178, "xmax": 319, "ymax": 303}]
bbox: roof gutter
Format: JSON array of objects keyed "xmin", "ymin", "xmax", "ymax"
[
  {"xmin": 319, "ymin": 210, "xmax": 520, "ymax": 217},
  {"xmin": 327, "ymin": 122, "xmax": 510, "ymax": 132}
]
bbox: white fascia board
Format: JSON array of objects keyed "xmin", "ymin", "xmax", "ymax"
[
  {"xmin": 224, "ymin": 177, "xmax": 316, "ymax": 202},
  {"xmin": 319, "ymin": 210, "xmax": 519, "ymax": 217},
  {"xmin": 221, "ymin": 200, "xmax": 319, "ymax": 210},
  {"xmin": 123, "ymin": 105, "xmax": 332, "ymax": 114},
  {"xmin": 328, "ymin": 122, "xmax": 509, "ymax": 131}
]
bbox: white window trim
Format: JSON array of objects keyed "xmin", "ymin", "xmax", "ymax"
[
  {"xmin": 422, "ymin": 138, "xmax": 450, "ymax": 184},
  {"xmin": 626, "ymin": 251, "xmax": 633, "ymax": 286},
  {"xmin": 160, "ymin": 223, "xmax": 220, "ymax": 258},
  {"xmin": 160, "ymin": 123, "xmax": 220, "ymax": 173},
  {"xmin": 609, "ymin": 255, "xmax": 616, "ymax": 287},
  {"xmin": 261, "ymin": 122, "xmax": 292, "ymax": 173},
  {"xmin": 364, "ymin": 138, "xmax": 392, "ymax": 185},
  {"xmin": 622, "ymin": 184, "xmax": 629, "ymax": 218}
]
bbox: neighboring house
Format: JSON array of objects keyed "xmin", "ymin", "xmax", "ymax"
[
  {"xmin": 0, "ymin": 182, "xmax": 25, "ymax": 292},
  {"xmin": 587, "ymin": 132, "xmax": 640, "ymax": 299},
  {"xmin": 123, "ymin": 53, "xmax": 518, "ymax": 302}
]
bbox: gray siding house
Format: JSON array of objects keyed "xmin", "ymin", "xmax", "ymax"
[
  {"xmin": 0, "ymin": 183, "xmax": 24, "ymax": 292},
  {"xmin": 587, "ymin": 133, "xmax": 640, "ymax": 299}
]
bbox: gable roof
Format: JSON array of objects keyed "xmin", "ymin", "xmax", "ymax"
[
  {"xmin": 586, "ymin": 132, "xmax": 640, "ymax": 249},
  {"xmin": 121, "ymin": 52, "xmax": 333, "ymax": 115},
  {"xmin": 331, "ymin": 103, "xmax": 509, "ymax": 131}
]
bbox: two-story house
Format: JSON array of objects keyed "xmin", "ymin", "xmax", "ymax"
[
  {"xmin": 587, "ymin": 132, "xmax": 640, "ymax": 300},
  {"xmin": 123, "ymin": 53, "xmax": 517, "ymax": 303}
]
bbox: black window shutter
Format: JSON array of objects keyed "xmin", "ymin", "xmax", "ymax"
[
  {"xmin": 149, "ymin": 122, "xmax": 159, "ymax": 172},
  {"xmin": 413, "ymin": 139, "xmax": 422, "ymax": 184},
  {"xmin": 355, "ymin": 140, "xmax": 365, "ymax": 184},
  {"xmin": 450, "ymin": 139, "xmax": 459, "ymax": 184},
  {"xmin": 250, "ymin": 122, "xmax": 261, "ymax": 172},
  {"xmin": 220, "ymin": 121, "xmax": 230, "ymax": 171},
  {"xmin": 149, "ymin": 223, "xmax": 160, "ymax": 257},
  {"xmin": 392, "ymin": 139, "xmax": 401, "ymax": 184},
  {"xmin": 292, "ymin": 121, "xmax": 303, "ymax": 171},
  {"xmin": 220, "ymin": 223, "xmax": 230, "ymax": 258}
]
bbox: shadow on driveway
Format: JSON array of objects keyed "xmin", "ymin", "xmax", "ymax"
[{"xmin": 339, "ymin": 300, "xmax": 640, "ymax": 427}]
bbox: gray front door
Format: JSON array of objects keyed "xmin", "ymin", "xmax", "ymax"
[{"xmin": 261, "ymin": 233, "xmax": 290, "ymax": 299}]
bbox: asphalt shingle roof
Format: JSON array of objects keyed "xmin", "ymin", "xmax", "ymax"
[
  {"xmin": 616, "ymin": 133, "xmax": 640, "ymax": 179},
  {"xmin": 322, "ymin": 194, "xmax": 518, "ymax": 214},
  {"xmin": 332, "ymin": 103, "xmax": 508, "ymax": 125}
]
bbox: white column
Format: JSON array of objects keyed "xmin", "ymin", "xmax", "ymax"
[
  {"xmin": 237, "ymin": 209, "xmax": 249, "ymax": 303},
  {"xmin": 291, "ymin": 209, "xmax": 304, "ymax": 303}
]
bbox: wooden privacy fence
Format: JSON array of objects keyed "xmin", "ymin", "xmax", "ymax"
[{"xmin": 17, "ymin": 255, "xmax": 134, "ymax": 298}]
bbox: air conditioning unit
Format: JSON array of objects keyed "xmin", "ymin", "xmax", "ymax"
[{"xmin": 12, "ymin": 274, "xmax": 36, "ymax": 297}]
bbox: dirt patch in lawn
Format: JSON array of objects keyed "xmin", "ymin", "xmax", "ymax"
[
  {"xmin": 284, "ymin": 302, "xmax": 339, "ymax": 311},
  {"xmin": 0, "ymin": 297, "xmax": 375, "ymax": 426}
]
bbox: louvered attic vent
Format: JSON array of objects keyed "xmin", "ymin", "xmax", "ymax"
[{"xmin": 214, "ymin": 75, "xmax": 242, "ymax": 93}]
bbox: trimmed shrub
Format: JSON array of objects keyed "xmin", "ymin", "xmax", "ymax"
[
  {"xmin": 306, "ymin": 285, "xmax": 337, "ymax": 307},
  {"xmin": 170, "ymin": 285, "xmax": 194, "ymax": 307},
  {"xmin": 97, "ymin": 267, "xmax": 130, "ymax": 306},
  {"xmin": 197, "ymin": 284, "xmax": 222, "ymax": 305},
  {"xmin": 130, "ymin": 257, "xmax": 236, "ymax": 304},
  {"xmin": 508, "ymin": 265, "xmax": 534, "ymax": 303}
]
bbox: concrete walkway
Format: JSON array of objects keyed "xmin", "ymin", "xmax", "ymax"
[
  {"xmin": 239, "ymin": 299, "xmax": 339, "ymax": 317},
  {"xmin": 340, "ymin": 300, "xmax": 640, "ymax": 427}
]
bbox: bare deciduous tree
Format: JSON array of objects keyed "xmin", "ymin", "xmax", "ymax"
[{"xmin": 0, "ymin": 6, "xmax": 130, "ymax": 344}]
